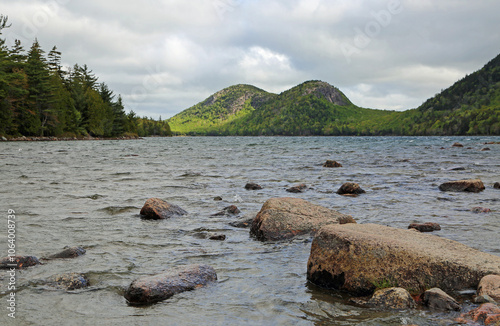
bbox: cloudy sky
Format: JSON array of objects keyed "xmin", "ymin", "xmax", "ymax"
[{"xmin": 2, "ymin": 0, "xmax": 499, "ymax": 119}]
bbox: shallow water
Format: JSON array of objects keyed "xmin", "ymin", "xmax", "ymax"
[{"xmin": 0, "ymin": 136, "xmax": 499, "ymax": 325}]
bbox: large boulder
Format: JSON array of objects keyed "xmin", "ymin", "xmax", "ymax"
[
  {"xmin": 307, "ymin": 223, "xmax": 500, "ymax": 296},
  {"xmin": 140, "ymin": 198, "xmax": 187, "ymax": 219},
  {"xmin": 250, "ymin": 197, "xmax": 356, "ymax": 241},
  {"xmin": 439, "ymin": 179, "xmax": 485, "ymax": 193},
  {"xmin": 124, "ymin": 264, "xmax": 217, "ymax": 305}
]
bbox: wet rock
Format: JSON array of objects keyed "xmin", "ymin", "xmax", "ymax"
[
  {"xmin": 213, "ymin": 196, "xmax": 223, "ymax": 201},
  {"xmin": 475, "ymin": 295, "xmax": 497, "ymax": 304},
  {"xmin": 458, "ymin": 303, "xmax": 500, "ymax": 326},
  {"xmin": 0, "ymin": 256, "xmax": 40, "ymax": 269},
  {"xmin": 229, "ymin": 218, "xmax": 253, "ymax": 228},
  {"xmin": 408, "ymin": 222, "xmax": 441, "ymax": 232},
  {"xmin": 286, "ymin": 183, "xmax": 307, "ymax": 193},
  {"xmin": 47, "ymin": 246, "xmax": 86, "ymax": 259},
  {"xmin": 494, "ymin": 182, "xmax": 500, "ymax": 189},
  {"xmin": 47, "ymin": 273, "xmax": 90, "ymax": 290},
  {"xmin": 439, "ymin": 179, "xmax": 485, "ymax": 193},
  {"xmin": 481, "ymin": 147, "xmax": 491, "ymax": 151},
  {"xmin": 209, "ymin": 234, "xmax": 226, "ymax": 241},
  {"xmin": 250, "ymin": 197, "xmax": 355, "ymax": 241},
  {"xmin": 337, "ymin": 182, "xmax": 366, "ymax": 196},
  {"xmin": 366, "ymin": 287, "xmax": 415, "ymax": 310},
  {"xmin": 140, "ymin": 198, "xmax": 187, "ymax": 219},
  {"xmin": 423, "ymin": 288, "xmax": 460, "ymax": 311},
  {"xmin": 124, "ymin": 264, "xmax": 217, "ymax": 305},
  {"xmin": 478, "ymin": 275, "xmax": 500, "ymax": 302},
  {"xmin": 245, "ymin": 183, "xmax": 262, "ymax": 190},
  {"xmin": 449, "ymin": 166, "xmax": 466, "ymax": 171},
  {"xmin": 472, "ymin": 207, "xmax": 492, "ymax": 213},
  {"xmin": 323, "ymin": 160, "xmax": 342, "ymax": 168},
  {"xmin": 452, "ymin": 142, "xmax": 464, "ymax": 147},
  {"xmin": 211, "ymin": 205, "xmax": 240, "ymax": 217},
  {"xmin": 307, "ymin": 223, "xmax": 500, "ymax": 296}
]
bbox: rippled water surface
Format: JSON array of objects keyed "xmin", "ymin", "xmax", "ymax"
[{"xmin": 1, "ymin": 136, "xmax": 499, "ymax": 325}]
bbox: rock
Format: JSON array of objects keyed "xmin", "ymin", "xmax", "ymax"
[
  {"xmin": 229, "ymin": 218, "xmax": 253, "ymax": 228},
  {"xmin": 140, "ymin": 198, "xmax": 187, "ymax": 219},
  {"xmin": 124, "ymin": 264, "xmax": 217, "ymax": 305},
  {"xmin": 307, "ymin": 223, "xmax": 500, "ymax": 296},
  {"xmin": 211, "ymin": 205, "xmax": 240, "ymax": 217},
  {"xmin": 250, "ymin": 197, "xmax": 356, "ymax": 241},
  {"xmin": 1, "ymin": 136, "xmax": 7, "ymax": 141},
  {"xmin": 408, "ymin": 222, "xmax": 441, "ymax": 232},
  {"xmin": 495, "ymin": 182, "xmax": 500, "ymax": 189},
  {"xmin": 213, "ymin": 196, "xmax": 223, "ymax": 201},
  {"xmin": 452, "ymin": 142, "xmax": 464, "ymax": 147},
  {"xmin": 423, "ymin": 288, "xmax": 460, "ymax": 311},
  {"xmin": 337, "ymin": 182, "xmax": 366, "ymax": 195},
  {"xmin": 449, "ymin": 166, "xmax": 466, "ymax": 171},
  {"xmin": 209, "ymin": 234, "xmax": 226, "ymax": 241},
  {"xmin": 245, "ymin": 182, "xmax": 262, "ymax": 190},
  {"xmin": 47, "ymin": 273, "xmax": 90, "ymax": 290},
  {"xmin": 478, "ymin": 275, "xmax": 500, "ymax": 302},
  {"xmin": 47, "ymin": 246, "xmax": 86, "ymax": 259},
  {"xmin": 482, "ymin": 147, "xmax": 491, "ymax": 151},
  {"xmin": 439, "ymin": 179, "xmax": 485, "ymax": 193},
  {"xmin": 366, "ymin": 287, "xmax": 415, "ymax": 310},
  {"xmin": 0, "ymin": 256, "xmax": 40, "ymax": 269},
  {"xmin": 458, "ymin": 303, "xmax": 500, "ymax": 326},
  {"xmin": 323, "ymin": 160, "xmax": 342, "ymax": 168},
  {"xmin": 472, "ymin": 207, "xmax": 492, "ymax": 213},
  {"xmin": 286, "ymin": 183, "xmax": 307, "ymax": 193},
  {"xmin": 475, "ymin": 295, "xmax": 497, "ymax": 304}
]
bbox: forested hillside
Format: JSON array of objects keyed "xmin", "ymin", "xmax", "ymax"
[{"xmin": 0, "ymin": 15, "xmax": 171, "ymax": 138}]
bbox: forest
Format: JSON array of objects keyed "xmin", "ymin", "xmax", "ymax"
[{"xmin": 0, "ymin": 15, "xmax": 171, "ymax": 138}]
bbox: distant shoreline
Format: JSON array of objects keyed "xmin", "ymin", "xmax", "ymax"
[{"xmin": 0, "ymin": 135, "xmax": 144, "ymax": 142}]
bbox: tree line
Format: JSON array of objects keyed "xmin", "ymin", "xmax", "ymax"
[{"xmin": 0, "ymin": 15, "xmax": 171, "ymax": 138}]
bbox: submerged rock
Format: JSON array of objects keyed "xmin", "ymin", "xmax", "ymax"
[
  {"xmin": 452, "ymin": 142, "xmax": 464, "ymax": 147},
  {"xmin": 47, "ymin": 273, "xmax": 90, "ymax": 290},
  {"xmin": 211, "ymin": 205, "xmax": 240, "ymax": 217},
  {"xmin": 478, "ymin": 275, "xmax": 500, "ymax": 302},
  {"xmin": 245, "ymin": 183, "xmax": 262, "ymax": 190},
  {"xmin": 307, "ymin": 223, "xmax": 500, "ymax": 296},
  {"xmin": 124, "ymin": 264, "xmax": 217, "ymax": 305},
  {"xmin": 337, "ymin": 182, "xmax": 366, "ymax": 196},
  {"xmin": 439, "ymin": 179, "xmax": 485, "ymax": 193},
  {"xmin": 250, "ymin": 197, "xmax": 355, "ymax": 241},
  {"xmin": 229, "ymin": 218, "xmax": 253, "ymax": 228},
  {"xmin": 494, "ymin": 182, "xmax": 500, "ymax": 189},
  {"xmin": 423, "ymin": 288, "xmax": 460, "ymax": 311},
  {"xmin": 472, "ymin": 207, "xmax": 492, "ymax": 213},
  {"xmin": 140, "ymin": 198, "xmax": 187, "ymax": 219},
  {"xmin": 209, "ymin": 234, "xmax": 226, "ymax": 241},
  {"xmin": 286, "ymin": 183, "xmax": 307, "ymax": 193},
  {"xmin": 323, "ymin": 160, "xmax": 342, "ymax": 168},
  {"xmin": 408, "ymin": 222, "xmax": 441, "ymax": 232},
  {"xmin": 457, "ymin": 303, "xmax": 500, "ymax": 326},
  {"xmin": 367, "ymin": 287, "xmax": 415, "ymax": 310},
  {"xmin": 0, "ymin": 256, "xmax": 40, "ymax": 269},
  {"xmin": 47, "ymin": 246, "xmax": 86, "ymax": 259}
]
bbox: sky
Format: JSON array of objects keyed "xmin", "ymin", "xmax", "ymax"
[{"xmin": 2, "ymin": 0, "xmax": 500, "ymax": 119}]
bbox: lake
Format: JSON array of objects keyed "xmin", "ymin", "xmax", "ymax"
[{"xmin": 1, "ymin": 136, "xmax": 499, "ymax": 325}]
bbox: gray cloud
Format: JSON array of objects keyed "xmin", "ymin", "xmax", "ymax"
[{"xmin": 2, "ymin": 0, "xmax": 499, "ymax": 118}]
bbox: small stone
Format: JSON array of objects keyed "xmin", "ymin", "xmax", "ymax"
[
  {"xmin": 286, "ymin": 183, "xmax": 307, "ymax": 193},
  {"xmin": 471, "ymin": 207, "xmax": 492, "ymax": 213},
  {"xmin": 423, "ymin": 288, "xmax": 460, "ymax": 311},
  {"xmin": 474, "ymin": 294, "xmax": 496, "ymax": 304},
  {"xmin": 140, "ymin": 198, "xmax": 187, "ymax": 219},
  {"xmin": 408, "ymin": 222, "xmax": 441, "ymax": 232},
  {"xmin": 337, "ymin": 182, "xmax": 366, "ymax": 195},
  {"xmin": 323, "ymin": 160, "xmax": 342, "ymax": 168},
  {"xmin": 494, "ymin": 182, "xmax": 500, "ymax": 189},
  {"xmin": 48, "ymin": 246, "xmax": 86, "ymax": 259},
  {"xmin": 214, "ymin": 196, "xmax": 223, "ymax": 201},
  {"xmin": 209, "ymin": 234, "xmax": 226, "ymax": 241},
  {"xmin": 47, "ymin": 273, "xmax": 90, "ymax": 290},
  {"xmin": 211, "ymin": 205, "xmax": 240, "ymax": 217},
  {"xmin": 481, "ymin": 147, "xmax": 491, "ymax": 151},
  {"xmin": 452, "ymin": 142, "xmax": 464, "ymax": 147},
  {"xmin": 245, "ymin": 183, "xmax": 262, "ymax": 190},
  {"xmin": 449, "ymin": 166, "xmax": 466, "ymax": 171},
  {"xmin": 0, "ymin": 255, "xmax": 40, "ymax": 269},
  {"xmin": 229, "ymin": 218, "xmax": 253, "ymax": 228},
  {"xmin": 366, "ymin": 287, "xmax": 416, "ymax": 310},
  {"xmin": 439, "ymin": 179, "xmax": 485, "ymax": 193}
]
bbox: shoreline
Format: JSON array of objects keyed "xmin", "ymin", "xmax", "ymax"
[{"xmin": 0, "ymin": 135, "xmax": 144, "ymax": 142}]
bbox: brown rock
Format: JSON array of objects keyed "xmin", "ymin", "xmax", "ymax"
[
  {"xmin": 307, "ymin": 223, "xmax": 500, "ymax": 296},
  {"xmin": 286, "ymin": 183, "xmax": 307, "ymax": 193},
  {"xmin": 478, "ymin": 275, "xmax": 500, "ymax": 302},
  {"xmin": 495, "ymin": 182, "xmax": 500, "ymax": 189},
  {"xmin": 367, "ymin": 287, "xmax": 416, "ymax": 309},
  {"xmin": 337, "ymin": 182, "xmax": 366, "ymax": 195},
  {"xmin": 439, "ymin": 179, "xmax": 485, "ymax": 193},
  {"xmin": 452, "ymin": 142, "xmax": 464, "ymax": 147},
  {"xmin": 124, "ymin": 264, "xmax": 217, "ymax": 305},
  {"xmin": 323, "ymin": 160, "xmax": 342, "ymax": 168},
  {"xmin": 472, "ymin": 207, "xmax": 492, "ymax": 213},
  {"xmin": 0, "ymin": 256, "xmax": 40, "ymax": 269},
  {"xmin": 482, "ymin": 147, "xmax": 491, "ymax": 151},
  {"xmin": 250, "ymin": 197, "xmax": 355, "ymax": 241},
  {"xmin": 423, "ymin": 288, "xmax": 460, "ymax": 311},
  {"xmin": 459, "ymin": 303, "xmax": 500, "ymax": 326},
  {"xmin": 211, "ymin": 205, "xmax": 241, "ymax": 217},
  {"xmin": 140, "ymin": 198, "xmax": 187, "ymax": 219},
  {"xmin": 47, "ymin": 246, "xmax": 86, "ymax": 259},
  {"xmin": 209, "ymin": 234, "xmax": 226, "ymax": 241},
  {"xmin": 408, "ymin": 222, "xmax": 441, "ymax": 232},
  {"xmin": 245, "ymin": 183, "xmax": 262, "ymax": 190}
]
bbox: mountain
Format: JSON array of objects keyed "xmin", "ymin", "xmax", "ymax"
[{"xmin": 168, "ymin": 54, "xmax": 500, "ymax": 136}]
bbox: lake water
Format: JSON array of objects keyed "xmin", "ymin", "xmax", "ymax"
[{"xmin": 1, "ymin": 136, "xmax": 499, "ymax": 325}]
